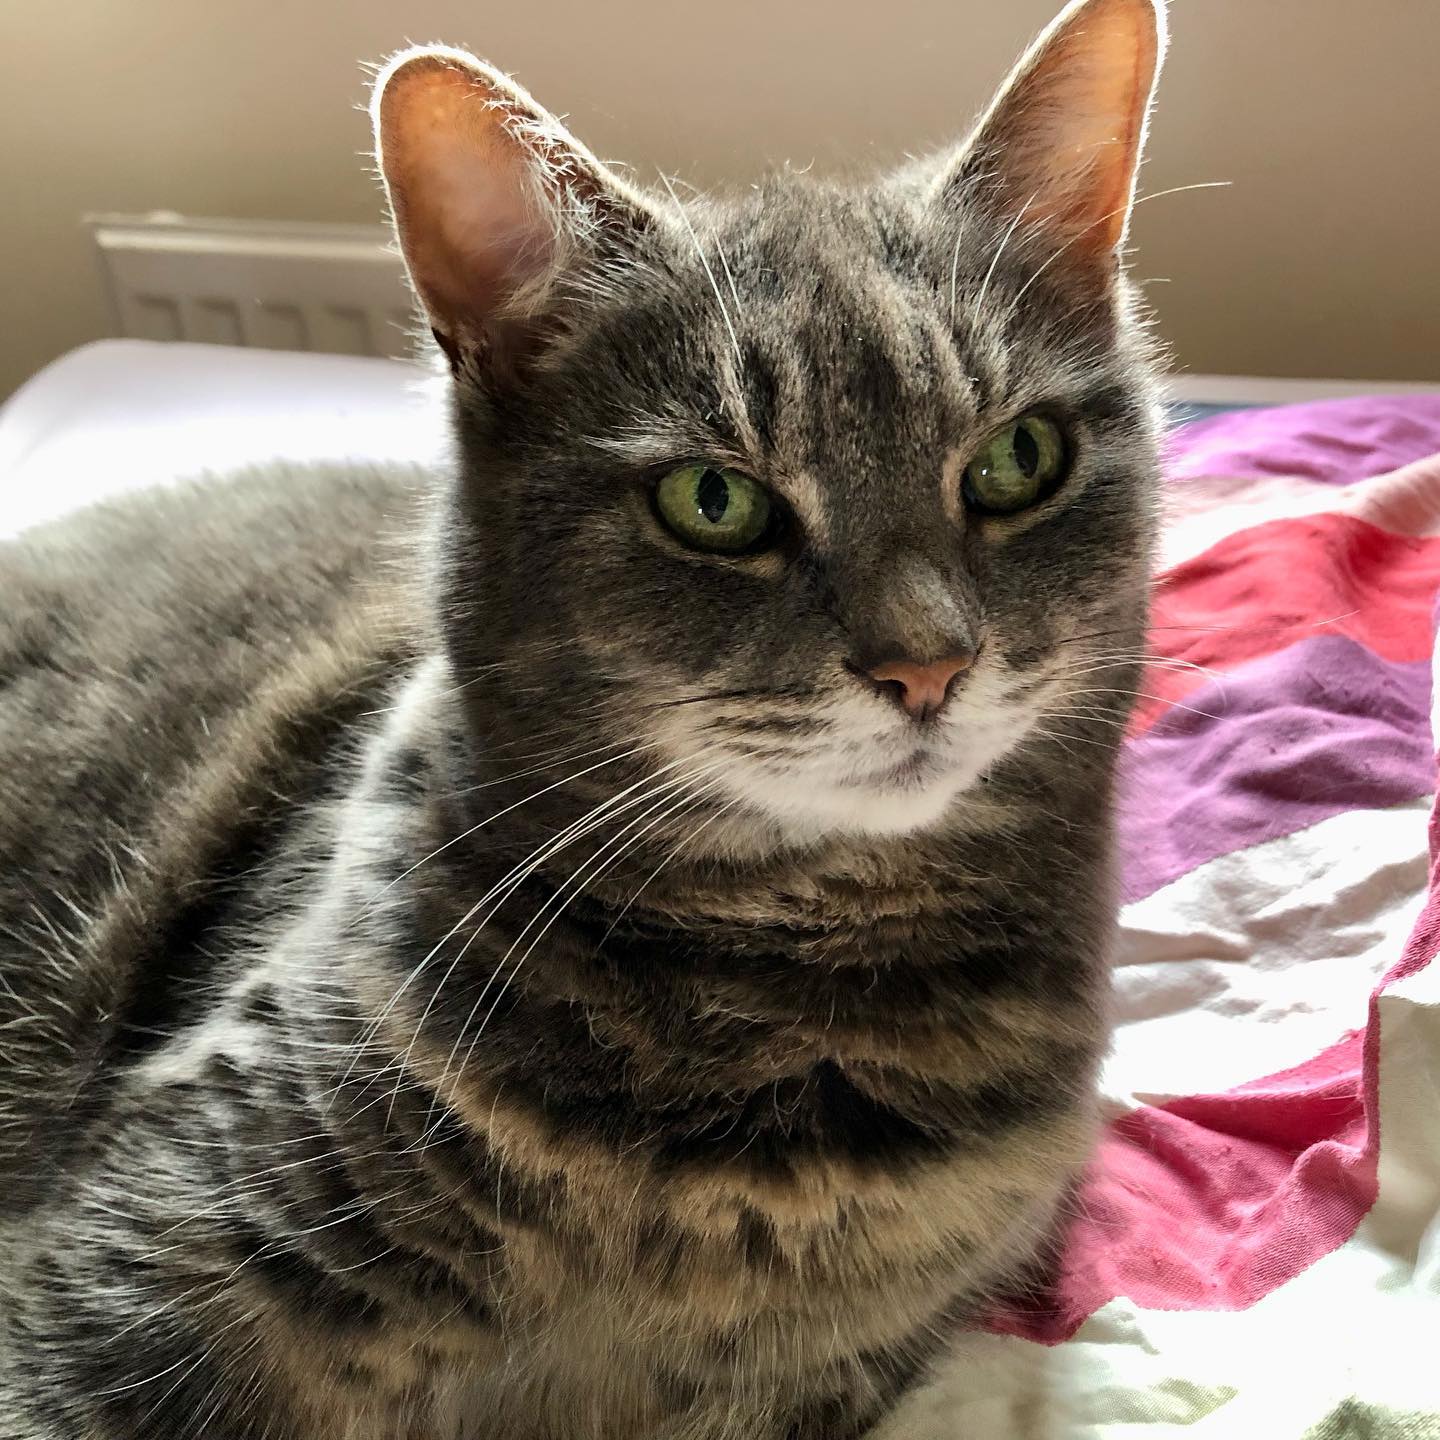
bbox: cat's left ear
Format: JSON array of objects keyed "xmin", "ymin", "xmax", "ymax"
[
  {"xmin": 932, "ymin": 0, "xmax": 1166, "ymax": 273},
  {"xmin": 373, "ymin": 48, "xmax": 662, "ymax": 381}
]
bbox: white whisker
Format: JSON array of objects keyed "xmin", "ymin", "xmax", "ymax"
[
  {"xmin": 1007, "ymin": 180, "xmax": 1231, "ymax": 316},
  {"xmin": 964, "ymin": 192, "xmax": 1036, "ymax": 329},
  {"xmin": 438, "ymin": 769, "xmax": 728, "ymax": 1112},
  {"xmin": 378, "ymin": 757, "xmax": 724, "ymax": 1127},
  {"xmin": 370, "ymin": 739, "xmax": 659, "ymax": 900},
  {"xmin": 657, "ymin": 169, "xmax": 742, "ymax": 363}
]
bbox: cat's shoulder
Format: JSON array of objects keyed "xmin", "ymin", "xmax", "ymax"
[
  {"xmin": 0, "ymin": 460, "xmax": 428, "ymax": 628},
  {"xmin": 0, "ymin": 461, "xmax": 430, "ymax": 1214}
]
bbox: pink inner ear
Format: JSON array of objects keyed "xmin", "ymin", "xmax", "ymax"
[
  {"xmin": 380, "ymin": 61, "xmax": 559, "ymax": 350},
  {"xmin": 968, "ymin": 0, "xmax": 1160, "ymax": 258},
  {"xmin": 429, "ymin": 132, "xmax": 555, "ymax": 335}
]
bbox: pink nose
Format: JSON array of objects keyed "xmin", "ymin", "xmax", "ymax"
[{"xmin": 865, "ymin": 653, "xmax": 974, "ymax": 720}]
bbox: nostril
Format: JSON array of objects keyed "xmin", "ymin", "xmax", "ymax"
[
  {"xmin": 844, "ymin": 659, "xmax": 900, "ymax": 702},
  {"xmin": 871, "ymin": 675, "xmax": 908, "ymax": 708}
]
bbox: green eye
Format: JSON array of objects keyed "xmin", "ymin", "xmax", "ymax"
[
  {"xmin": 962, "ymin": 414, "xmax": 1068, "ymax": 515},
  {"xmin": 654, "ymin": 464, "xmax": 776, "ymax": 553}
]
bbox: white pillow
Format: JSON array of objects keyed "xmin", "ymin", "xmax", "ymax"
[{"xmin": 0, "ymin": 339, "xmax": 448, "ymax": 539}]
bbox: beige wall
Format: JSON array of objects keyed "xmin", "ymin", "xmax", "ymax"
[{"xmin": 4, "ymin": 0, "xmax": 1438, "ymax": 398}]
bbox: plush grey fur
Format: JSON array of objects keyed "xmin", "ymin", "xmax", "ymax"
[{"xmin": 0, "ymin": 4, "xmax": 1164, "ymax": 1436}]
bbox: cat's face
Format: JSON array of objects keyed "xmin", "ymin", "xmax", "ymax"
[{"xmin": 376, "ymin": 0, "xmax": 1164, "ymax": 844}]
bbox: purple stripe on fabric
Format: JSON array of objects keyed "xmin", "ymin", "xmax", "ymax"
[
  {"xmin": 1118, "ymin": 634, "xmax": 1435, "ymax": 903},
  {"xmin": 1164, "ymin": 394, "xmax": 1440, "ymax": 488}
]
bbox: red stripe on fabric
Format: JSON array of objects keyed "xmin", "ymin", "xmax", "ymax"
[
  {"xmin": 986, "ymin": 816, "xmax": 1440, "ymax": 1346},
  {"xmin": 988, "ymin": 1036, "xmax": 1374, "ymax": 1342},
  {"xmin": 1131, "ymin": 513, "xmax": 1440, "ymax": 736}
]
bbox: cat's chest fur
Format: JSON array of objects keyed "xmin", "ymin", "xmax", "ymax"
[{"xmin": 184, "ymin": 665, "xmax": 1107, "ymax": 1436}]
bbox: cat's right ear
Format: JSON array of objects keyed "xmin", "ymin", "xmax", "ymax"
[{"xmin": 373, "ymin": 48, "xmax": 661, "ymax": 382}]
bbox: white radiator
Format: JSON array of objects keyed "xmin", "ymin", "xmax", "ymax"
[{"xmin": 87, "ymin": 212, "xmax": 416, "ymax": 360}]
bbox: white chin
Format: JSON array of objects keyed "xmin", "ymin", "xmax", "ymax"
[{"xmin": 723, "ymin": 765, "xmax": 981, "ymax": 842}]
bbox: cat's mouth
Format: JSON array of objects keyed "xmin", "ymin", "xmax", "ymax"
[
  {"xmin": 658, "ymin": 672, "xmax": 1031, "ymax": 838},
  {"xmin": 843, "ymin": 747, "xmax": 943, "ymax": 790}
]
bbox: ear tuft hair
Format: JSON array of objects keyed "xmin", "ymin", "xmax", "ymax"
[
  {"xmin": 937, "ymin": 0, "xmax": 1167, "ymax": 269},
  {"xmin": 372, "ymin": 47, "xmax": 659, "ymax": 379}
]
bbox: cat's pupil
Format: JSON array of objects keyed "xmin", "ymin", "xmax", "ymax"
[
  {"xmin": 696, "ymin": 469, "xmax": 730, "ymax": 524},
  {"xmin": 1012, "ymin": 424, "xmax": 1040, "ymax": 478}
]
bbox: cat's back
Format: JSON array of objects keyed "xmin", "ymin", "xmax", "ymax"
[{"xmin": 0, "ymin": 462, "xmax": 426, "ymax": 1211}]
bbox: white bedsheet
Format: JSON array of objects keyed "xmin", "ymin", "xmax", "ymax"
[{"xmin": 0, "ymin": 339, "xmax": 447, "ymax": 539}]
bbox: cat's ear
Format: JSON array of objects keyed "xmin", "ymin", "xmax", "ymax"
[
  {"xmin": 937, "ymin": 0, "xmax": 1165, "ymax": 270},
  {"xmin": 372, "ymin": 48, "xmax": 660, "ymax": 380}
]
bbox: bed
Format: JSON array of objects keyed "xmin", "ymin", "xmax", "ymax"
[{"xmin": 3, "ymin": 342, "xmax": 1439, "ymax": 1436}]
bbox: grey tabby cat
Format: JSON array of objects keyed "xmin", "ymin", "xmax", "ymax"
[{"xmin": 0, "ymin": 0, "xmax": 1165, "ymax": 1434}]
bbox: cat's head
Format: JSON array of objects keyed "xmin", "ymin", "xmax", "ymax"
[{"xmin": 374, "ymin": 0, "xmax": 1166, "ymax": 845}]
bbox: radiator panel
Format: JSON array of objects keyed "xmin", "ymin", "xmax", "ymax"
[{"xmin": 88, "ymin": 213, "xmax": 415, "ymax": 360}]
